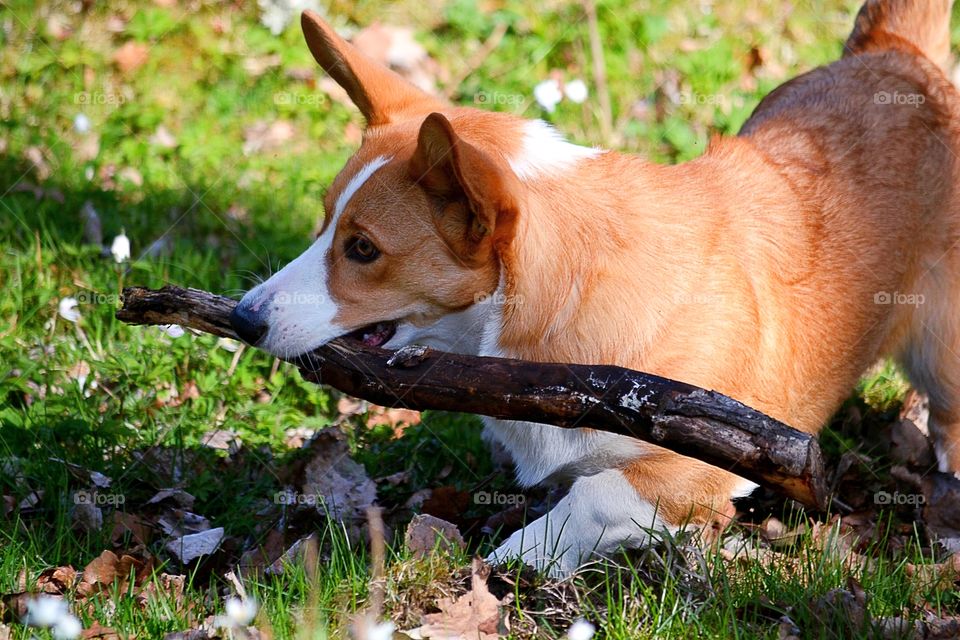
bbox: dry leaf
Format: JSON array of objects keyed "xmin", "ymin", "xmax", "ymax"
[
  {"xmin": 36, "ymin": 566, "xmax": 77, "ymax": 594},
  {"xmin": 77, "ymin": 550, "xmax": 120, "ymax": 597},
  {"xmin": 300, "ymin": 428, "xmax": 377, "ymax": 540},
  {"xmin": 111, "ymin": 512, "xmax": 154, "ymax": 546},
  {"xmin": 200, "ymin": 429, "xmax": 240, "ymax": 453},
  {"xmin": 82, "ymin": 622, "xmax": 122, "ymax": 639},
  {"xmin": 165, "ymin": 527, "xmax": 224, "ymax": 564},
  {"xmin": 113, "ymin": 42, "xmax": 150, "ymax": 74},
  {"xmin": 405, "ymin": 558, "xmax": 507, "ymax": 639},
  {"xmin": 405, "ymin": 514, "xmax": 465, "ymax": 559},
  {"xmin": 242, "ymin": 120, "xmax": 294, "ymax": 155}
]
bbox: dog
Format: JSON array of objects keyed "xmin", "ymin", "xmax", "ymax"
[{"xmin": 231, "ymin": 0, "xmax": 960, "ymax": 576}]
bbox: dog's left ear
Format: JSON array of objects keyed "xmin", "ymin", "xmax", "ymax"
[
  {"xmin": 301, "ymin": 11, "xmax": 443, "ymax": 126},
  {"xmin": 409, "ymin": 113, "xmax": 519, "ymax": 264}
]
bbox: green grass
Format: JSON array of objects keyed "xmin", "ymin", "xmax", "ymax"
[{"xmin": 1, "ymin": 0, "xmax": 957, "ymax": 637}]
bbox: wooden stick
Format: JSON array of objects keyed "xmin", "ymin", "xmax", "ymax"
[{"xmin": 117, "ymin": 285, "xmax": 829, "ymax": 509}]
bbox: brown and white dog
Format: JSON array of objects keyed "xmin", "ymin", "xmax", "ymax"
[{"xmin": 232, "ymin": 0, "xmax": 960, "ymax": 575}]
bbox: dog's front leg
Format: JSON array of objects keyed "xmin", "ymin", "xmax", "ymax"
[{"xmin": 485, "ymin": 468, "xmax": 669, "ymax": 578}]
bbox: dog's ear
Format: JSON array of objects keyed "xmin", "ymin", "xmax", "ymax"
[
  {"xmin": 410, "ymin": 113, "xmax": 519, "ymax": 264},
  {"xmin": 301, "ymin": 11, "xmax": 442, "ymax": 126}
]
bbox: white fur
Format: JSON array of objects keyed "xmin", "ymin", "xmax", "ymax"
[
  {"xmin": 385, "ymin": 297, "xmax": 495, "ymax": 355},
  {"xmin": 486, "ymin": 469, "xmax": 669, "ymax": 577},
  {"xmin": 507, "ymin": 120, "xmax": 603, "ymax": 181},
  {"xmin": 239, "ymin": 156, "xmax": 391, "ymax": 358},
  {"xmin": 334, "ymin": 156, "xmax": 392, "ymax": 217},
  {"xmin": 478, "ymin": 280, "xmax": 646, "ymax": 486}
]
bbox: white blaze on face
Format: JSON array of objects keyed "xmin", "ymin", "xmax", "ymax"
[{"xmin": 238, "ymin": 155, "xmax": 391, "ymax": 358}]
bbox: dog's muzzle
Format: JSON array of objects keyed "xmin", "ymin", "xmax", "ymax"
[{"xmin": 230, "ymin": 298, "xmax": 269, "ymax": 346}]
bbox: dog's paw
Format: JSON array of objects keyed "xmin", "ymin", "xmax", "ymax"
[{"xmin": 485, "ymin": 528, "xmax": 579, "ymax": 578}]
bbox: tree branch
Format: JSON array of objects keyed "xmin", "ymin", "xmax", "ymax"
[{"xmin": 117, "ymin": 285, "xmax": 829, "ymax": 509}]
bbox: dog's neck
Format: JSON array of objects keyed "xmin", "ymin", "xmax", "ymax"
[{"xmin": 488, "ymin": 144, "xmax": 752, "ymax": 365}]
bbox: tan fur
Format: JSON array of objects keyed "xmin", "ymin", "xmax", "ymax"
[{"xmin": 300, "ymin": 2, "xmax": 960, "ymax": 530}]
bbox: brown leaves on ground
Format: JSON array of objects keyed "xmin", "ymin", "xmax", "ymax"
[
  {"xmin": 336, "ymin": 395, "xmax": 422, "ymax": 437},
  {"xmin": 0, "ymin": 550, "xmax": 186, "ymax": 632},
  {"xmin": 112, "ymin": 41, "xmax": 149, "ymax": 74},
  {"xmin": 404, "ymin": 514, "xmax": 465, "ymax": 559},
  {"xmin": 404, "ymin": 559, "xmax": 510, "ymax": 640}
]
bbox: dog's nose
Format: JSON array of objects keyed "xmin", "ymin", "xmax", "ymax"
[{"xmin": 230, "ymin": 302, "xmax": 269, "ymax": 346}]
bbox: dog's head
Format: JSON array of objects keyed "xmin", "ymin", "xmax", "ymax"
[{"xmin": 231, "ymin": 11, "xmax": 524, "ymax": 358}]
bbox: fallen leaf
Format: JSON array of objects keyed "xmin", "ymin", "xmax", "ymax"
[
  {"xmin": 36, "ymin": 567, "xmax": 77, "ymax": 595},
  {"xmin": 200, "ymin": 429, "xmax": 240, "ymax": 453},
  {"xmin": 113, "ymin": 42, "xmax": 149, "ymax": 73},
  {"xmin": 243, "ymin": 54, "xmax": 281, "ymax": 77},
  {"xmin": 111, "ymin": 512, "xmax": 154, "ymax": 546},
  {"xmin": 405, "ymin": 558, "xmax": 508, "ymax": 639},
  {"xmin": 365, "ymin": 406, "xmax": 422, "ymax": 436},
  {"xmin": 147, "ymin": 488, "xmax": 196, "ymax": 509},
  {"xmin": 266, "ymin": 533, "xmax": 319, "ymax": 575},
  {"xmin": 352, "ymin": 23, "xmax": 440, "ymax": 94},
  {"xmin": 157, "ymin": 510, "xmax": 211, "ymax": 537},
  {"xmin": 24, "ymin": 146, "xmax": 52, "ymax": 181},
  {"xmin": 82, "ymin": 622, "xmax": 122, "ymax": 639},
  {"xmin": 136, "ymin": 573, "xmax": 186, "ymax": 611},
  {"xmin": 165, "ymin": 527, "xmax": 224, "ymax": 564},
  {"xmin": 300, "ymin": 428, "xmax": 377, "ymax": 540},
  {"xmin": 405, "ymin": 514, "xmax": 465, "ymax": 559},
  {"xmin": 150, "ymin": 125, "xmax": 178, "ymax": 149},
  {"xmin": 905, "ymin": 554, "xmax": 960, "ymax": 590},
  {"xmin": 242, "ymin": 120, "xmax": 294, "ymax": 155},
  {"xmin": 71, "ymin": 501, "xmax": 103, "ymax": 533},
  {"xmin": 921, "ymin": 472, "xmax": 960, "ymax": 552},
  {"xmin": 77, "ymin": 550, "xmax": 119, "ymax": 597}
]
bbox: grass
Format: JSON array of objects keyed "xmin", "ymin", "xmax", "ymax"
[{"xmin": 1, "ymin": 0, "xmax": 958, "ymax": 637}]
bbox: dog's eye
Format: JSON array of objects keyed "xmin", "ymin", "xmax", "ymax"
[{"xmin": 345, "ymin": 234, "xmax": 380, "ymax": 263}]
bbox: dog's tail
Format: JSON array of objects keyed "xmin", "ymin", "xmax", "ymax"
[{"xmin": 844, "ymin": 0, "xmax": 954, "ymax": 71}]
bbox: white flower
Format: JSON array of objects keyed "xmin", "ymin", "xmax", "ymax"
[
  {"xmin": 567, "ymin": 619, "xmax": 596, "ymax": 640},
  {"xmin": 110, "ymin": 231, "xmax": 130, "ymax": 263},
  {"xmin": 354, "ymin": 615, "xmax": 395, "ymax": 640},
  {"xmin": 366, "ymin": 620, "xmax": 395, "ymax": 640},
  {"xmin": 258, "ymin": 0, "xmax": 321, "ymax": 35},
  {"xmin": 217, "ymin": 337, "xmax": 240, "ymax": 352},
  {"xmin": 73, "ymin": 113, "xmax": 91, "ymax": 134},
  {"xmin": 58, "ymin": 297, "xmax": 81, "ymax": 323},
  {"xmin": 53, "ymin": 614, "xmax": 83, "ymax": 639},
  {"xmin": 259, "ymin": 5, "xmax": 287, "ymax": 35},
  {"xmin": 215, "ymin": 597, "xmax": 258, "ymax": 628},
  {"xmin": 25, "ymin": 596, "xmax": 69, "ymax": 627},
  {"xmin": 534, "ymin": 78, "xmax": 563, "ymax": 113},
  {"xmin": 161, "ymin": 324, "xmax": 185, "ymax": 338},
  {"xmin": 24, "ymin": 596, "xmax": 83, "ymax": 639},
  {"xmin": 564, "ymin": 79, "xmax": 589, "ymax": 104}
]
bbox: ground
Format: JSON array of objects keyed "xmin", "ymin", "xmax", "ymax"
[{"xmin": 1, "ymin": 0, "xmax": 959, "ymax": 638}]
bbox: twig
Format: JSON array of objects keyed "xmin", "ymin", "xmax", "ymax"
[{"xmin": 117, "ymin": 285, "xmax": 830, "ymax": 509}]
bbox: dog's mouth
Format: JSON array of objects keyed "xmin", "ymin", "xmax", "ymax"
[{"xmin": 344, "ymin": 320, "xmax": 397, "ymax": 348}]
